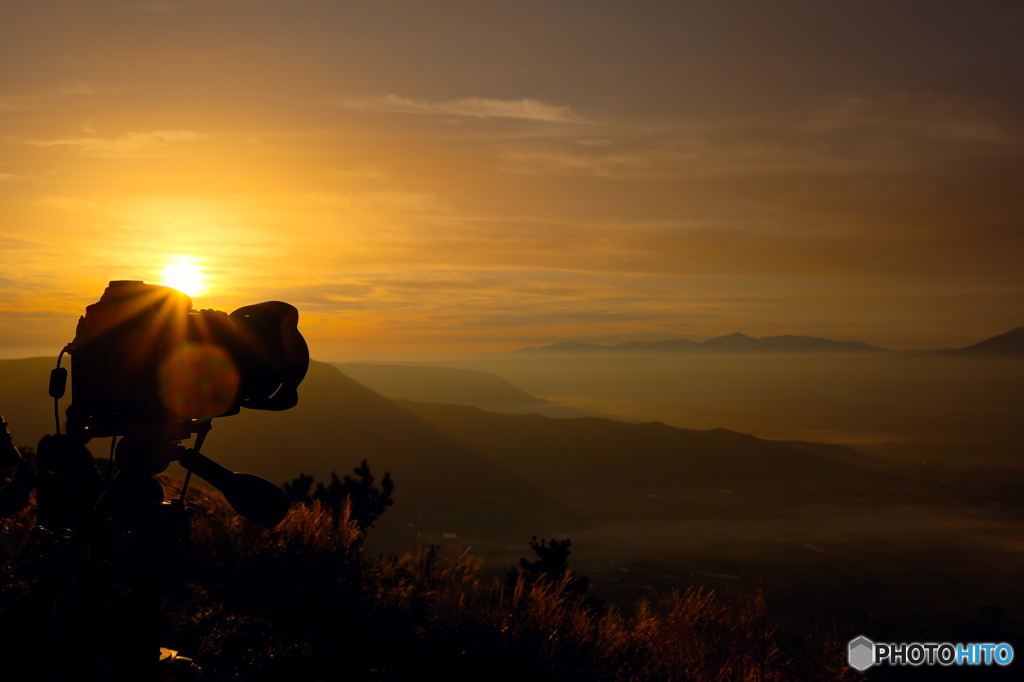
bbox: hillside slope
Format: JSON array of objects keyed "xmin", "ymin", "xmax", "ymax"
[
  {"xmin": 947, "ymin": 326, "xmax": 1024, "ymax": 356},
  {"xmin": 0, "ymin": 358, "xmax": 570, "ymax": 543},
  {"xmin": 332, "ymin": 362, "xmax": 586, "ymax": 417},
  {"xmin": 395, "ymin": 401, "xmax": 898, "ymax": 521}
]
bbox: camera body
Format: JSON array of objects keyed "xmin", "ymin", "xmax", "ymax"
[{"xmin": 66, "ymin": 280, "xmax": 309, "ymax": 439}]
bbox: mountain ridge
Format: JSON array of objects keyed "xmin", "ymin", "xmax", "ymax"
[
  {"xmin": 517, "ymin": 332, "xmax": 890, "ymax": 355},
  {"xmin": 516, "ymin": 328, "xmax": 1024, "ymax": 355}
]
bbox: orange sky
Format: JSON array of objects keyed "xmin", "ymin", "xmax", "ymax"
[{"xmin": 2, "ymin": 1, "xmax": 1022, "ymax": 359}]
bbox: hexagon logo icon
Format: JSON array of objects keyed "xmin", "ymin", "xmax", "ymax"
[{"xmin": 848, "ymin": 635, "xmax": 875, "ymax": 671}]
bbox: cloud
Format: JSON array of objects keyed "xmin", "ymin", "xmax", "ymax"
[
  {"xmin": 300, "ymin": 190, "xmax": 444, "ymax": 214},
  {"xmin": 46, "ymin": 82, "xmax": 105, "ymax": 97},
  {"xmin": 497, "ymin": 148, "xmax": 653, "ymax": 178},
  {"xmin": 123, "ymin": 0, "xmax": 240, "ymax": 11},
  {"xmin": 0, "ymin": 82, "xmax": 109, "ymax": 112},
  {"xmin": 329, "ymin": 166, "xmax": 389, "ymax": 181},
  {"xmin": 494, "ymin": 91, "xmax": 1022, "ymax": 180},
  {"xmin": 337, "ymin": 94, "xmax": 585, "ymax": 123},
  {"xmin": 369, "ymin": 277, "xmax": 489, "ymax": 292},
  {"xmin": 803, "ymin": 93, "xmax": 1016, "ymax": 145},
  {"xmin": 21, "ymin": 130, "xmax": 207, "ymax": 156}
]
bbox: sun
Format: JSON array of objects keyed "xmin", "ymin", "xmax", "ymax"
[{"xmin": 158, "ymin": 257, "xmax": 209, "ymax": 297}]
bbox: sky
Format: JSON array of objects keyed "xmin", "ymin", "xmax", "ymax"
[{"xmin": 1, "ymin": 0, "xmax": 1022, "ymax": 359}]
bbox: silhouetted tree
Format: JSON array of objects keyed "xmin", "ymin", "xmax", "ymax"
[
  {"xmin": 281, "ymin": 472, "xmax": 314, "ymax": 502},
  {"xmin": 507, "ymin": 535, "xmax": 590, "ymax": 599},
  {"xmin": 283, "ymin": 459, "xmax": 394, "ymax": 532}
]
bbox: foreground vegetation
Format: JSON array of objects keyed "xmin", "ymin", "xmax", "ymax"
[{"xmin": 1, "ymin": 463, "xmax": 857, "ymax": 681}]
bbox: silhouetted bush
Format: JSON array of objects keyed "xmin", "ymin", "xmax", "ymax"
[
  {"xmin": 507, "ymin": 536, "xmax": 590, "ymax": 601},
  {"xmin": 1, "ymin": 467, "xmax": 858, "ymax": 681},
  {"xmin": 283, "ymin": 459, "xmax": 394, "ymax": 534}
]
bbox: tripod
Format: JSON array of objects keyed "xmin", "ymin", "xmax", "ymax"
[{"xmin": 1, "ymin": 420, "xmax": 289, "ymax": 681}]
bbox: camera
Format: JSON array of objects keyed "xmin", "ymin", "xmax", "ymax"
[
  {"xmin": 0, "ymin": 281, "xmax": 309, "ymax": 680},
  {"xmin": 63, "ymin": 280, "xmax": 309, "ymax": 439}
]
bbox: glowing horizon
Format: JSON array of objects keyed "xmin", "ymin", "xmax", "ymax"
[{"xmin": 1, "ymin": 2, "xmax": 1022, "ymax": 360}]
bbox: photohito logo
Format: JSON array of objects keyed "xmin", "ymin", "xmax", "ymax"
[{"xmin": 848, "ymin": 635, "xmax": 1014, "ymax": 670}]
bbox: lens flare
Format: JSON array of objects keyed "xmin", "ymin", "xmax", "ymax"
[
  {"xmin": 158, "ymin": 257, "xmax": 208, "ymax": 297},
  {"xmin": 159, "ymin": 343, "xmax": 240, "ymax": 419}
]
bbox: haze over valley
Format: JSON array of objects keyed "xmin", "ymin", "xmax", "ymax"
[{"xmin": 3, "ymin": 327, "xmax": 1021, "ymax": 648}]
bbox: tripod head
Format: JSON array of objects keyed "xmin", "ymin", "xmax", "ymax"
[{"xmin": 108, "ymin": 432, "xmax": 291, "ymax": 527}]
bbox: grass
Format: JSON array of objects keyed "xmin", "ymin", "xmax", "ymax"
[{"xmin": 1, "ymin": 476, "xmax": 858, "ymax": 681}]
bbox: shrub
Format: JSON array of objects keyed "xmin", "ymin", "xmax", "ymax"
[{"xmin": 2, "ymin": 467, "xmax": 857, "ymax": 681}]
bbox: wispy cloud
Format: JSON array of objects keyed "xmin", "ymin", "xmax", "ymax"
[
  {"xmin": 329, "ymin": 166, "xmax": 389, "ymax": 181},
  {"xmin": 337, "ymin": 94, "xmax": 585, "ymax": 123},
  {"xmin": 494, "ymin": 91, "xmax": 1021, "ymax": 180},
  {"xmin": 0, "ymin": 82, "xmax": 110, "ymax": 112},
  {"xmin": 123, "ymin": 0, "xmax": 240, "ymax": 11},
  {"xmin": 497, "ymin": 148, "xmax": 653, "ymax": 178},
  {"xmin": 21, "ymin": 129, "xmax": 207, "ymax": 156},
  {"xmin": 803, "ymin": 93, "xmax": 1016, "ymax": 145}
]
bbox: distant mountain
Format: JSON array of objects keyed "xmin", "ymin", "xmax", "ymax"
[
  {"xmin": 946, "ymin": 327, "xmax": 1024, "ymax": 357},
  {"xmin": 517, "ymin": 341, "xmax": 608, "ymax": 353},
  {"xmin": 531, "ymin": 332, "xmax": 708, "ymax": 346},
  {"xmin": 517, "ymin": 333, "xmax": 891, "ymax": 355},
  {"xmin": 701, "ymin": 332, "xmax": 760, "ymax": 351},
  {"xmin": 332, "ymin": 362, "xmax": 587, "ymax": 417},
  {"xmin": 615, "ymin": 338, "xmax": 701, "ymax": 352},
  {"xmin": 758, "ymin": 335, "xmax": 889, "ymax": 353}
]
